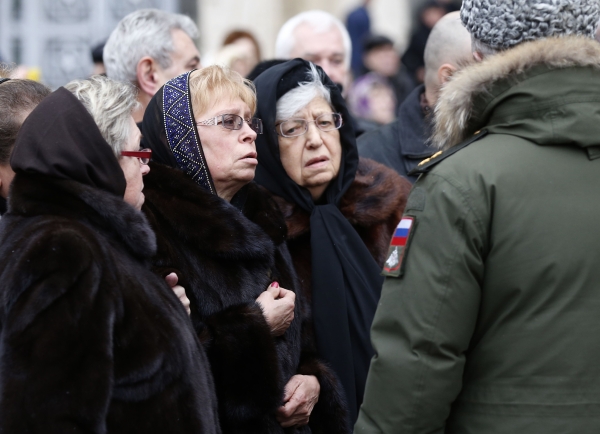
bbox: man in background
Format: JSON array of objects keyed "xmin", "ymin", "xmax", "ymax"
[
  {"xmin": 346, "ymin": 0, "xmax": 371, "ymax": 77},
  {"xmin": 103, "ymin": 9, "xmax": 201, "ymax": 123},
  {"xmin": 358, "ymin": 11, "xmax": 470, "ymax": 181},
  {"xmin": 275, "ymin": 10, "xmax": 352, "ymax": 91},
  {"xmin": 360, "ymin": 34, "xmax": 416, "ymax": 110}
]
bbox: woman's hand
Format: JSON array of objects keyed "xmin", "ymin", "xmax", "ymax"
[
  {"xmin": 165, "ymin": 272, "xmax": 191, "ymax": 316},
  {"xmin": 276, "ymin": 375, "xmax": 320, "ymax": 427},
  {"xmin": 255, "ymin": 282, "xmax": 295, "ymax": 336}
]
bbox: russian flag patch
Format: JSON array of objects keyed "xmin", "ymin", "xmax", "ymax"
[
  {"xmin": 391, "ymin": 218, "xmax": 413, "ymax": 246},
  {"xmin": 383, "ymin": 217, "xmax": 414, "ymax": 277}
]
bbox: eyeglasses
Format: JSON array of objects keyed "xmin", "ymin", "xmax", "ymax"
[
  {"xmin": 120, "ymin": 148, "xmax": 152, "ymax": 164},
  {"xmin": 276, "ymin": 113, "xmax": 343, "ymax": 138},
  {"xmin": 197, "ymin": 114, "xmax": 263, "ymax": 134}
]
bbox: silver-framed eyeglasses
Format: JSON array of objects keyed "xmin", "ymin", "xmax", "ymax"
[
  {"xmin": 276, "ymin": 113, "xmax": 343, "ymax": 138},
  {"xmin": 197, "ymin": 114, "xmax": 263, "ymax": 134}
]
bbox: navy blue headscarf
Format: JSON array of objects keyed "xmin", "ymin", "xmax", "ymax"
[{"xmin": 142, "ymin": 70, "xmax": 216, "ymax": 194}]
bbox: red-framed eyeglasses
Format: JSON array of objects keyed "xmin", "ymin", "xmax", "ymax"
[{"xmin": 120, "ymin": 148, "xmax": 152, "ymax": 165}]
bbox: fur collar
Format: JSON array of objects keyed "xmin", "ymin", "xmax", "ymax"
[
  {"xmin": 143, "ymin": 162, "xmax": 286, "ymax": 260},
  {"xmin": 274, "ymin": 157, "xmax": 411, "ymax": 239},
  {"xmin": 8, "ymin": 172, "xmax": 156, "ymax": 258},
  {"xmin": 433, "ymin": 36, "xmax": 600, "ymax": 150}
]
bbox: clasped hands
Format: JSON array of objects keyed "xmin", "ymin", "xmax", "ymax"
[{"xmin": 256, "ymin": 282, "xmax": 320, "ymax": 427}]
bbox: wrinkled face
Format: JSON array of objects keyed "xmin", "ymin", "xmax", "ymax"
[
  {"xmin": 195, "ymin": 97, "xmax": 258, "ymax": 201},
  {"xmin": 155, "ymin": 28, "xmax": 201, "ymax": 89},
  {"xmin": 120, "ymin": 116, "xmax": 149, "ymax": 210},
  {"xmin": 277, "ymin": 96, "xmax": 342, "ymax": 201},
  {"xmin": 290, "ymin": 23, "xmax": 348, "ymax": 88}
]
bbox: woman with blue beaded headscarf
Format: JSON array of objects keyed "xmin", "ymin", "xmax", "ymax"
[{"xmin": 141, "ymin": 66, "xmax": 349, "ymax": 434}]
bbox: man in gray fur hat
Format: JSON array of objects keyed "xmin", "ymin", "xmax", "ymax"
[{"xmin": 355, "ymin": 1, "xmax": 600, "ymax": 433}]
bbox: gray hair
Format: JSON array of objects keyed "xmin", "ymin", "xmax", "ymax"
[
  {"xmin": 276, "ymin": 63, "xmax": 332, "ymax": 121},
  {"xmin": 461, "ymin": 0, "xmax": 600, "ymax": 50},
  {"xmin": 275, "ymin": 10, "xmax": 352, "ymax": 71},
  {"xmin": 63, "ymin": 75, "xmax": 139, "ymax": 157},
  {"xmin": 104, "ymin": 9, "xmax": 198, "ymax": 84}
]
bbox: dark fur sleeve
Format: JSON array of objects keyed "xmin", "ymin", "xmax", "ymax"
[
  {"xmin": 0, "ymin": 226, "xmax": 113, "ymax": 433},
  {"xmin": 202, "ymin": 302, "xmax": 283, "ymax": 430}
]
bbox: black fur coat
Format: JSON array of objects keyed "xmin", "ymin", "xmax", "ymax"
[
  {"xmin": 142, "ymin": 162, "xmax": 349, "ymax": 434},
  {"xmin": 0, "ymin": 173, "xmax": 220, "ymax": 433},
  {"xmin": 271, "ymin": 157, "xmax": 411, "ymax": 311}
]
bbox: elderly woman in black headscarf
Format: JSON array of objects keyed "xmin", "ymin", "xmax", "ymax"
[
  {"xmin": 0, "ymin": 76, "xmax": 219, "ymax": 433},
  {"xmin": 252, "ymin": 59, "xmax": 412, "ymax": 424},
  {"xmin": 140, "ymin": 65, "xmax": 349, "ymax": 434}
]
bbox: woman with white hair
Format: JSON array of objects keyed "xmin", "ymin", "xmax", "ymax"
[
  {"xmin": 253, "ymin": 59, "xmax": 411, "ymax": 424},
  {"xmin": 0, "ymin": 75, "xmax": 220, "ymax": 433}
]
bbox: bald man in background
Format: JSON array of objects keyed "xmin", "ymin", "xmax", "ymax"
[{"xmin": 357, "ymin": 11, "xmax": 471, "ymax": 182}]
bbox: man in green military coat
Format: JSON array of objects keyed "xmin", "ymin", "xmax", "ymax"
[{"xmin": 355, "ymin": 1, "xmax": 600, "ymax": 433}]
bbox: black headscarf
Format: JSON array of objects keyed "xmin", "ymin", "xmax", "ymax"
[
  {"xmin": 11, "ymin": 87, "xmax": 126, "ymax": 197},
  {"xmin": 142, "ymin": 70, "xmax": 217, "ymax": 195},
  {"xmin": 253, "ymin": 59, "xmax": 383, "ymax": 423}
]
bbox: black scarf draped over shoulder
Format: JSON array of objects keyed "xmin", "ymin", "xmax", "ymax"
[
  {"xmin": 253, "ymin": 59, "xmax": 383, "ymax": 423},
  {"xmin": 11, "ymin": 87, "xmax": 126, "ymax": 197}
]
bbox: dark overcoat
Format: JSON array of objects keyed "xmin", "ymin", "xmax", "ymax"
[
  {"xmin": 0, "ymin": 173, "xmax": 220, "ymax": 434},
  {"xmin": 142, "ymin": 162, "xmax": 349, "ymax": 434}
]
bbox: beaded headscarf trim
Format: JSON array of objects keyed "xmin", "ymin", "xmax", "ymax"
[{"xmin": 162, "ymin": 71, "xmax": 216, "ymax": 194}]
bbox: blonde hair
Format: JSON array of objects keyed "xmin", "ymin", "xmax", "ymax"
[{"xmin": 189, "ymin": 65, "xmax": 257, "ymax": 118}]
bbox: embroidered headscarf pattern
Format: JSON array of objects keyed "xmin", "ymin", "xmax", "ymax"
[{"xmin": 162, "ymin": 71, "xmax": 216, "ymax": 194}]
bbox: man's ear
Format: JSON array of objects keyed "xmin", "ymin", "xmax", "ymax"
[
  {"xmin": 437, "ymin": 63, "xmax": 457, "ymax": 86},
  {"xmin": 136, "ymin": 56, "xmax": 160, "ymax": 96}
]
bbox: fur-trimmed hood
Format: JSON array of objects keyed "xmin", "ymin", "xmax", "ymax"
[{"xmin": 433, "ymin": 36, "xmax": 600, "ymax": 150}]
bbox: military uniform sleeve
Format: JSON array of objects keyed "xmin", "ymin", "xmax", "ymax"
[
  {"xmin": 0, "ymin": 226, "xmax": 114, "ymax": 433},
  {"xmin": 355, "ymin": 172, "xmax": 488, "ymax": 434}
]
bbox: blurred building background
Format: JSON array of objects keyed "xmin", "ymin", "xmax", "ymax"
[{"xmin": 0, "ymin": 0, "xmax": 460, "ymax": 88}]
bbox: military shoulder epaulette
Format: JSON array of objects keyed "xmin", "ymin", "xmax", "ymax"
[{"xmin": 408, "ymin": 129, "xmax": 489, "ymax": 176}]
